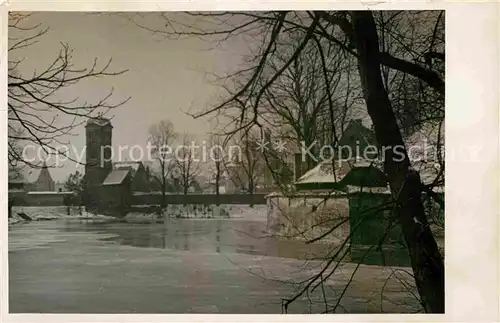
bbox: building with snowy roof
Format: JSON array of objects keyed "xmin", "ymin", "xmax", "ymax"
[
  {"xmin": 292, "ymin": 118, "xmax": 444, "ymax": 194},
  {"xmin": 266, "ymin": 119, "xmax": 444, "ymax": 266},
  {"xmin": 83, "ymin": 117, "xmax": 151, "ymax": 217}
]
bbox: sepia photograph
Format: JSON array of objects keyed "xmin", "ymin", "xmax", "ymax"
[{"xmin": 7, "ymin": 10, "xmax": 447, "ymax": 315}]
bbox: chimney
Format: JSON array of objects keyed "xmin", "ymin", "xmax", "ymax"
[{"xmin": 294, "ymin": 153, "xmax": 303, "ymax": 182}]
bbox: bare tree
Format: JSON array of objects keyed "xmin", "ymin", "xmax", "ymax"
[
  {"xmin": 350, "ymin": 11, "xmax": 444, "ymax": 312},
  {"xmin": 8, "ymin": 13, "xmax": 129, "ymax": 170},
  {"xmin": 224, "ymin": 126, "xmax": 265, "ymax": 202},
  {"xmin": 206, "ymin": 133, "xmax": 228, "ymax": 204},
  {"xmin": 148, "ymin": 120, "xmax": 177, "ymax": 211},
  {"xmin": 172, "ymin": 134, "xmax": 201, "ymax": 195},
  {"xmin": 260, "ymin": 32, "xmax": 361, "ymax": 169},
  {"xmin": 374, "ymin": 11, "xmax": 444, "ymax": 139},
  {"xmin": 131, "ymin": 11, "xmax": 445, "ymax": 313}
]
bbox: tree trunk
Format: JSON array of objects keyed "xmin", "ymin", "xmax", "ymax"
[
  {"xmin": 215, "ymin": 170, "xmax": 220, "ymax": 206},
  {"xmin": 161, "ymin": 162, "xmax": 166, "ymax": 213},
  {"xmin": 350, "ymin": 11, "xmax": 444, "ymax": 313},
  {"xmin": 248, "ymin": 180, "xmax": 254, "ymax": 208}
]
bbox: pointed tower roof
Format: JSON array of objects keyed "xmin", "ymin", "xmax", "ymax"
[{"xmin": 36, "ymin": 161, "xmax": 54, "ymax": 184}]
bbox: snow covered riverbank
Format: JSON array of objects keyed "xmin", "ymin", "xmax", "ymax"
[
  {"xmin": 8, "ymin": 205, "xmax": 268, "ymax": 226},
  {"xmin": 124, "ymin": 204, "xmax": 267, "ymax": 223},
  {"xmin": 9, "ymin": 206, "xmax": 117, "ymax": 225}
]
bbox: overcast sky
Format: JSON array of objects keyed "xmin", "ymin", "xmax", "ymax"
[{"xmin": 11, "ymin": 12, "xmax": 250, "ymax": 181}]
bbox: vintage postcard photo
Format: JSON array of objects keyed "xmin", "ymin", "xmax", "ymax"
[{"xmin": 3, "ymin": 6, "xmax": 496, "ymax": 320}]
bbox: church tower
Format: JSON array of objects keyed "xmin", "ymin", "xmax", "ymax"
[{"xmin": 84, "ymin": 116, "xmax": 113, "ymax": 205}]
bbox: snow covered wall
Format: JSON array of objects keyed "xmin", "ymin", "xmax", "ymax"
[{"xmin": 266, "ymin": 193, "xmax": 350, "ymax": 245}]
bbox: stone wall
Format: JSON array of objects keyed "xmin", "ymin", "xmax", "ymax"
[
  {"xmin": 266, "ymin": 191, "xmax": 444, "ymax": 267},
  {"xmin": 265, "ymin": 192, "xmax": 406, "ymax": 264},
  {"xmin": 266, "ymin": 193, "xmax": 350, "ymax": 246}
]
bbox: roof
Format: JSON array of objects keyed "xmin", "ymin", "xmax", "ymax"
[
  {"xmin": 296, "ymin": 157, "xmax": 442, "ymax": 192},
  {"xmin": 113, "ymin": 161, "xmax": 143, "ymax": 179},
  {"xmin": 297, "ymin": 159, "xmax": 383, "ymax": 184},
  {"xmin": 102, "ymin": 169, "xmax": 130, "ymax": 186},
  {"xmin": 35, "ymin": 163, "xmax": 54, "ymax": 184},
  {"xmin": 113, "ymin": 161, "xmax": 141, "ymax": 172},
  {"xmin": 337, "ymin": 120, "xmax": 378, "ymax": 158},
  {"xmin": 295, "ymin": 119, "xmax": 444, "ymax": 191},
  {"xmin": 86, "ymin": 117, "xmax": 112, "ymax": 127}
]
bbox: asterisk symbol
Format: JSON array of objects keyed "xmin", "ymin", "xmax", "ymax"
[
  {"xmin": 255, "ymin": 137, "xmax": 270, "ymax": 152},
  {"xmin": 273, "ymin": 138, "xmax": 287, "ymax": 152}
]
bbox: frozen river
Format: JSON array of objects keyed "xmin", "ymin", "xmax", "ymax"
[{"xmin": 8, "ymin": 214, "xmax": 420, "ymax": 314}]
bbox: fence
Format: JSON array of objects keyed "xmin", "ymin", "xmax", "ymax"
[
  {"xmin": 9, "ymin": 191, "xmax": 77, "ymax": 207},
  {"xmin": 131, "ymin": 192, "xmax": 267, "ymax": 205},
  {"xmin": 8, "ymin": 191, "xmax": 267, "ymax": 207}
]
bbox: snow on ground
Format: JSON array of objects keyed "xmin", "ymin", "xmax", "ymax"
[
  {"xmin": 8, "ymin": 217, "xmax": 24, "ymax": 226},
  {"xmin": 124, "ymin": 204, "xmax": 267, "ymax": 223},
  {"xmin": 72, "ymin": 211, "xmax": 118, "ymax": 220},
  {"xmin": 12, "ymin": 206, "xmax": 69, "ymax": 220},
  {"xmin": 9, "ymin": 206, "xmax": 69, "ymax": 224},
  {"xmin": 226, "ymin": 204, "xmax": 267, "ymax": 220},
  {"xmin": 9, "ymin": 206, "xmax": 116, "ymax": 225},
  {"xmin": 9, "ymin": 204, "xmax": 268, "ymax": 226}
]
